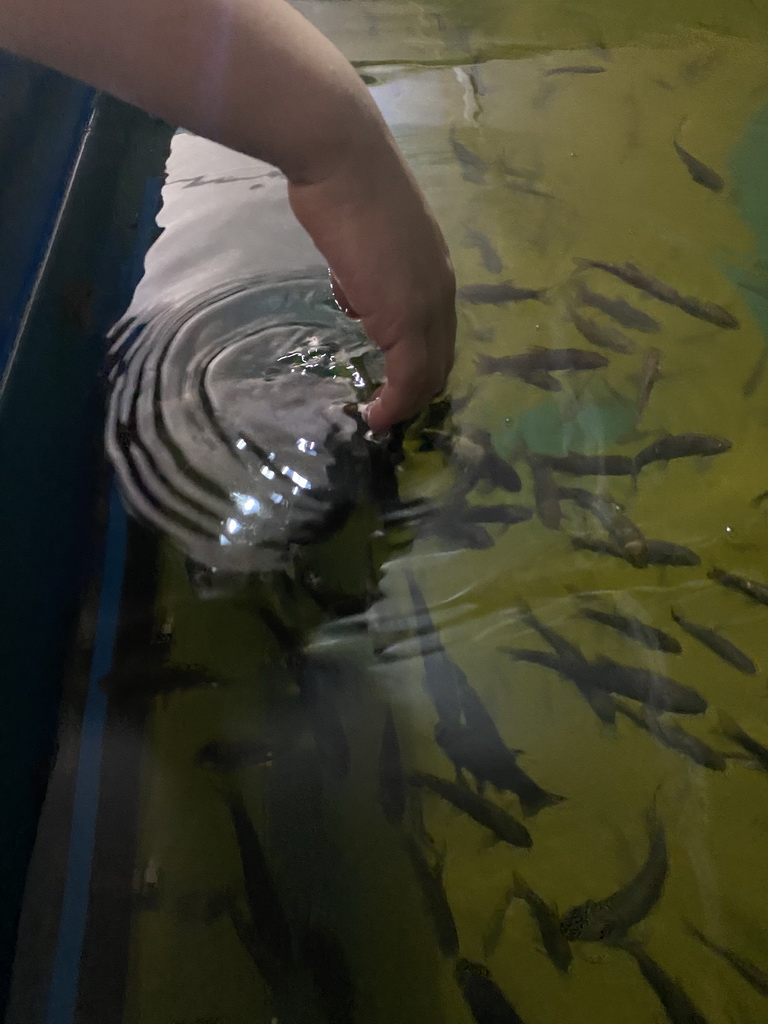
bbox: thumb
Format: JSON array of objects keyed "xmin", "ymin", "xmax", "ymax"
[{"xmin": 362, "ymin": 380, "xmax": 421, "ymax": 433}]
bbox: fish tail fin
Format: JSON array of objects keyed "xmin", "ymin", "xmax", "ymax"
[
  {"xmin": 522, "ymin": 789, "xmax": 566, "ymax": 817},
  {"xmin": 682, "ymin": 918, "xmax": 707, "ymax": 945},
  {"xmin": 478, "ymin": 832, "xmax": 501, "ymax": 852},
  {"xmin": 498, "ymin": 647, "xmax": 534, "ymax": 663},
  {"xmin": 475, "ymin": 354, "xmax": 496, "ymax": 376},
  {"xmin": 717, "ymin": 708, "xmax": 743, "ymax": 743},
  {"xmin": 642, "ymin": 780, "xmax": 665, "ymax": 836},
  {"xmin": 510, "ymin": 872, "xmax": 530, "ymax": 900}
]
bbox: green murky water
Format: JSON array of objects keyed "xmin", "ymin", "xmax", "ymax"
[{"xmin": 109, "ymin": 4, "xmax": 768, "ymax": 1023}]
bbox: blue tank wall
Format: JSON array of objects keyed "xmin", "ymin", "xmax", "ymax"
[{"xmin": 0, "ymin": 51, "xmax": 171, "ymax": 1011}]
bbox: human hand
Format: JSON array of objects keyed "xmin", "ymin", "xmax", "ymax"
[{"xmin": 288, "ymin": 135, "xmax": 456, "ymax": 433}]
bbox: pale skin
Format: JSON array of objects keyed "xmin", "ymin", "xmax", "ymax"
[{"xmin": 0, "ymin": 0, "xmax": 456, "ymax": 432}]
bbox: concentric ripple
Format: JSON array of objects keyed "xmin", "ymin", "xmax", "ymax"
[{"xmin": 105, "ymin": 270, "xmax": 383, "ymax": 572}]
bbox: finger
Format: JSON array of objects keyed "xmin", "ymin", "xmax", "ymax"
[
  {"xmin": 363, "ymin": 338, "xmax": 443, "ymax": 432},
  {"xmin": 329, "ymin": 271, "xmax": 360, "ymax": 319}
]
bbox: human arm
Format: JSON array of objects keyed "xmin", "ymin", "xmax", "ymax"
[{"xmin": 0, "ymin": 0, "xmax": 456, "ymax": 430}]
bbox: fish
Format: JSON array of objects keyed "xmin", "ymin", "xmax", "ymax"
[
  {"xmin": 545, "ymin": 64, "xmax": 606, "ymax": 75},
  {"xmin": 571, "ymin": 535, "xmax": 701, "ymax": 567},
  {"xmin": 458, "ymin": 504, "xmax": 534, "ymax": 526},
  {"xmin": 685, "ymin": 921, "xmax": 768, "ymax": 996},
  {"xmin": 427, "ymin": 519, "xmax": 495, "ymax": 550},
  {"xmin": 221, "ymin": 788, "xmax": 293, "ymax": 969},
  {"xmin": 560, "ymin": 803, "xmax": 667, "ymax": 943},
  {"xmin": 303, "ymin": 923, "xmax": 356, "ymax": 1024},
  {"xmin": 575, "ymin": 281, "xmax": 661, "ymax": 332},
  {"xmin": 516, "ymin": 368, "xmax": 562, "ymax": 391},
  {"xmin": 579, "ymin": 607, "xmax": 682, "ymax": 654},
  {"xmin": 469, "ymin": 429, "xmax": 524, "ymax": 493},
  {"xmin": 502, "ymin": 648, "xmax": 617, "ymax": 725},
  {"xmin": 512, "ymin": 874, "xmax": 572, "ymax": 972},
  {"xmin": 529, "ymin": 457, "xmax": 563, "ymax": 528},
  {"xmin": 509, "ymin": 639, "xmax": 705, "ymax": 713},
  {"xmin": 456, "ymin": 673, "xmax": 512, "ymax": 746},
  {"xmin": 590, "ymin": 655, "xmax": 707, "ymax": 713},
  {"xmin": 449, "ymin": 129, "xmax": 489, "ymax": 184},
  {"xmin": 576, "ymin": 259, "xmax": 740, "ymax": 329},
  {"xmin": 634, "ymin": 433, "xmax": 732, "ymax": 471},
  {"xmin": 428, "ymin": 431, "xmax": 523, "ymax": 495},
  {"xmin": 636, "ymin": 346, "xmax": 662, "ymax": 416},
  {"xmin": 519, "ymin": 604, "xmax": 585, "ymax": 667},
  {"xmin": 404, "ymin": 570, "xmax": 464, "ymax": 728},
  {"xmin": 411, "ymin": 771, "xmax": 533, "ymax": 848},
  {"xmin": 380, "ymin": 497, "xmax": 435, "ymax": 528},
  {"xmin": 225, "ymin": 894, "xmax": 289, "ymax": 994},
  {"xmin": 643, "ymin": 539, "xmax": 703, "ymax": 567},
  {"xmin": 709, "ymin": 567, "xmax": 768, "ymax": 607},
  {"xmin": 435, "ymin": 720, "xmax": 564, "ymax": 817},
  {"xmin": 404, "ymin": 830, "xmax": 460, "ymax": 957},
  {"xmin": 571, "ymin": 310, "xmax": 637, "ymax": 354},
  {"xmin": 517, "ymin": 603, "xmax": 615, "ymax": 720},
  {"xmin": 301, "ymin": 668, "xmax": 351, "ymax": 779},
  {"xmin": 459, "ymin": 281, "xmax": 544, "ymax": 304},
  {"xmin": 478, "ymin": 347, "xmax": 609, "ymax": 375},
  {"xmin": 743, "ymin": 344, "xmax": 768, "ymax": 398},
  {"xmin": 559, "ymin": 486, "xmax": 648, "ymax": 567},
  {"xmin": 454, "ymin": 959, "xmax": 524, "ymax": 1024},
  {"xmin": 617, "ymin": 704, "xmax": 727, "ymax": 771},
  {"xmin": 538, "ymin": 452, "xmax": 636, "ymax": 477},
  {"xmin": 483, "ymin": 885, "xmax": 517, "ymax": 958},
  {"xmin": 673, "ymin": 137, "xmax": 725, "ymax": 193},
  {"xmin": 379, "ymin": 706, "xmax": 406, "ymax": 824},
  {"xmin": 504, "ymin": 178, "xmax": 555, "ymax": 200},
  {"xmin": 99, "ymin": 662, "xmax": 221, "ymax": 701},
  {"xmin": 619, "ymin": 939, "xmax": 712, "ymax": 1024},
  {"xmin": 717, "ymin": 711, "xmax": 768, "ymax": 771},
  {"xmin": 465, "ymin": 227, "xmax": 503, "ymax": 273},
  {"xmin": 195, "ymin": 738, "xmax": 274, "ymax": 771},
  {"xmin": 670, "ymin": 607, "xmax": 757, "ymax": 675}
]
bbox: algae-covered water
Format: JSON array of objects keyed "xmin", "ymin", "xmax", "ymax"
[{"xmin": 99, "ymin": 3, "xmax": 768, "ymax": 1022}]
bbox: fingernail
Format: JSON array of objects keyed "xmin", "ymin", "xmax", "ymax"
[
  {"xmin": 360, "ymin": 400, "xmax": 376, "ymax": 423},
  {"xmin": 365, "ymin": 428, "xmax": 391, "ymax": 444}
]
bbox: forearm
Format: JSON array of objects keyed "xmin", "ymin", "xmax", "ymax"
[{"xmin": 0, "ymin": 0, "xmax": 392, "ymax": 185}]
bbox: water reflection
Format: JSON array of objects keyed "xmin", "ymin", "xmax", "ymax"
[{"xmin": 106, "ymin": 271, "xmax": 384, "ymax": 572}]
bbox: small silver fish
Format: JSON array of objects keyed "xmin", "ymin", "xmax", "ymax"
[
  {"xmin": 674, "ymin": 136, "xmax": 725, "ymax": 193},
  {"xmin": 571, "ymin": 310, "xmax": 637, "ymax": 354},
  {"xmin": 450, "ymin": 129, "xmax": 489, "ymax": 184},
  {"xmin": 620, "ymin": 940, "xmax": 712, "ymax": 1024},
  {"xmin": 685, "ymin": 921, "xmax": 768, "ymax": 996},
  {"xmin": 545, "ymin": 65, "xmax": 606, "ymax": 76},
  {"xmin": 671, "ymin": 607, "xmax": 757, "ymax": 675},
  {"xmin": 464, "ymin": 227, "xmax": 503, "ymax": 273}
]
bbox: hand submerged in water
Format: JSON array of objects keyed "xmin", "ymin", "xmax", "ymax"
[{"xmin": 288, "ymin": 138, "xmax": 456, "ymax": 433}]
